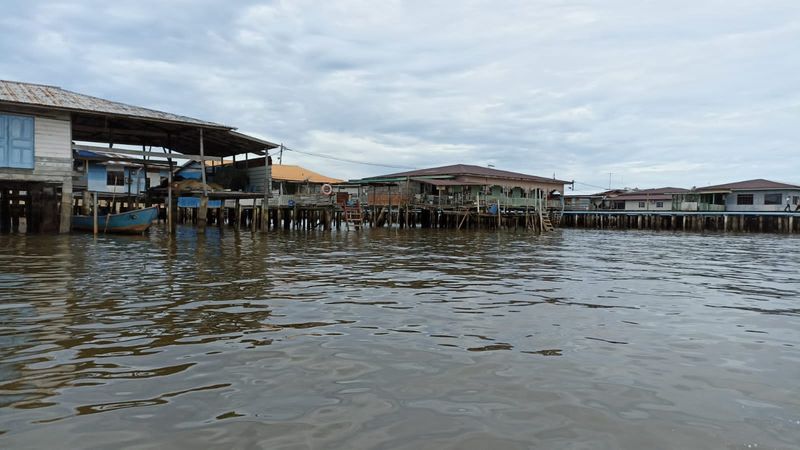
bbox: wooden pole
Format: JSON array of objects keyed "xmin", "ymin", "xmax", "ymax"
[
  {"xmin": 92, "ymin": 191, "xmax": 98, "ymax": 235},
  {"xmin": 199, "ymin": 128, "xmax": 208, "ymax": 197},
  {"xmin": 59, "ymin": 178, "xmax": 73, "ymax": 233},
  {"xmin": 167, "ymin": 153, "xmax": 174, "ymax": 234},
  {"xmin": 262, "ymin": 149, "xmax": 272, "ymax": 233},
  {"xmin": 198, "ymin": 195, "xmax": 208, "ymax": 230},
  {"xmin": 82, "ymin": 190, "xmax": 91, "ymax": 215},
  {"xmin": 405, "ymin": 176, "xmax": 410, "ymax": 228},
  {"xmin": 388, "ymin": 185, "xmax": 393, "ymax": 228}
]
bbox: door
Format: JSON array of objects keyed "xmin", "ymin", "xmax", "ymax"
[{"xmin": 6, "ymin": 115, "xmax": 35, "ymax": 169}]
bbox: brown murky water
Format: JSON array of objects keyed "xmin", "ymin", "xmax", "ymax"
[{"xmin": 1, "ymin": 228, "xmax": 799, "ymax": 449}]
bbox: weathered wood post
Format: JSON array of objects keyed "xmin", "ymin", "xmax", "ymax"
[
  {"xmin": 59, "ymin": 178, "xmax": 72, "ymax": 233},
  {"xmin": 92, "ymin": 191, "xmax": 99, "ymax": 235},
  {"xmin": 261, "ymin": 150, "xmax": 272, "ymax": 233},
  {"xmin": 81, "ymin": 190, "xmax": 91, "ymax": 215},
  {"xmin": 197, "ymin": 129, "xmax": 209, "ymax": 230},
  {"xmin": 166, "ymin": 148, "xmax": 175, "ymax": 234},
  {"xmin": 0, "ymin": 189, "xmax": 9, "ymax": 234},
  {"xmin": 388, "ymin": 185, "xmax": 393, "ymax": 228},
  {"xmin": 234, "ymin": 199, "xmax": 242, "ymax": 231}
]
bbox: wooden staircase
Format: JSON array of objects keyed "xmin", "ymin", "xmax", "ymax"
[
  {"xmin": 541, "ymin": 214, "xmax": 555, "ymax": 232},
  {"xmin": 343, "ymin": 204, "xmax": 364, "ymax": 230}
]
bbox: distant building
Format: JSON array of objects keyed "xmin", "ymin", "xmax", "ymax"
[
  {"xmin": 686, "ymin": 179, "xmax": 800, "ymax": 212},
  {"xmin": 565, "ymin": 189, "xmax": 628, "ymax": 210},
  {"xmin": 226, "ymin": 159, "xmax": 343, "ymax": 194},
  {"xmin": 610, "ymin": 187, "xmax": 689, "ymax": 211},
  {"xmin": 352, "ymin": 164, "xmax": 569, "ymax": 209}
]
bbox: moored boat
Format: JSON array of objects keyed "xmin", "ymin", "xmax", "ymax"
[{"xmin": 72, "ymin": 206, "xmax": 159, "ymax": 234}]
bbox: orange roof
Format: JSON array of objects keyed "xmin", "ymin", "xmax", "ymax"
[{"xmin": 270, "ymin": 164, "xmax": 344, "ymax": 184}]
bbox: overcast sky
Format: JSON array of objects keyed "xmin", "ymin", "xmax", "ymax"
[{"xmin": 1, "ymin": 0, "xmax": 798, "ymax": 192}]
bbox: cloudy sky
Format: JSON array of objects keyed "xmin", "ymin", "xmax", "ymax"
[{"xmin": 1, "ymin": 0, "xmax": 798, "ymax": 192}]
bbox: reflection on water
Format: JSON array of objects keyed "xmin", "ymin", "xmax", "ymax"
[{"xmin": 1, "ymin": 228, "xmax": 800, "ymax": 449}]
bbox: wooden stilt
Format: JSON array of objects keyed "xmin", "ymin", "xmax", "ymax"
[{"xmin": 92, "ymin": 191, "xmax": 99, "ymax": 235}]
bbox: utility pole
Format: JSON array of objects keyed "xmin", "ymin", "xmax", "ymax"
[{"xmin": 279, "ymin": 143, "xmax": 284, "ymax": 165}]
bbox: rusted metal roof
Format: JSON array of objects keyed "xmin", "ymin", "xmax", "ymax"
[
  {"xmin": 696, "ymin": 179, "xmax": 800, "ymax": 192},
  {"xmin": 613, "ymin": 187, "xmax": 688, "ymax": 201},
  {"xmin": 411, "ymin": 178, "xmax": 486, "ymax": 187},
  {"xmin": 231, "ymin": 159, "xmax": 343, "ymax": 184},
  {"xmin": 270, "ymin": 165, "xmax": 343, "ymax": 184},
  {"xmin": 0, "ymin": 80, "xmax": 226, "ymax": 128},
  {"xmin": 0, "ymin": 80, "xmax": 278, "ymax": 157},
  {"xmin": 360, "ymin": 164, "xmax": 569, "ymax": 184}
]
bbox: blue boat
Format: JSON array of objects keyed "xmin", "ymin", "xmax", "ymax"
[{"xmin": 72, "ymin": 206, "xmax": 159, "ymax": 233}]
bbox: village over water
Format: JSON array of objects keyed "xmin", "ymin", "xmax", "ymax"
[{"xmin": 1, "ymin": 79, "xmax": 798, "ymax": 235}]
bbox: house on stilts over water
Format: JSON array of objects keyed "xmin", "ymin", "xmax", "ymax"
[
  {"xmin": 346, "ymin": 164, "xmax": 572, "ymax": 231},
  {"xmin": 0, "ymin": 79, "xmax": 282, "ymax": 234}
]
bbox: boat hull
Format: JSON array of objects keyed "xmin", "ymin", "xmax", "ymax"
[{"xmin": 72, "ymin": 207, "xmax": 159, "ymax": 234}]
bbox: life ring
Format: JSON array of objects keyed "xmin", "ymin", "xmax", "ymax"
[{"xmin": 321, "ymin": 184, "xmax": 333, "ymax": 196}]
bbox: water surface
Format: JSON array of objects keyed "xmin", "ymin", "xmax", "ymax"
[{"xmin": 1, "ymin": 228, "xmax": 799, "ymax": 449}]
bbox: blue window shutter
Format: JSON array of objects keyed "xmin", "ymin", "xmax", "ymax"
[
  {"xmin": 6, "ymin": 115, "xmax": 35, "ymax": 169},
  {"xmin": 0, "ymin": 115, "xmax": 7, "ymax": 167}
]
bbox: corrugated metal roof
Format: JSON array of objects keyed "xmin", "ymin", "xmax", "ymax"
[
  {"xmin": 232, "ymin": 159, "xmax": 343, "ymax": 184},
  {"xmin": 411, "ymin": 178, "xmax": 485, "ymax": 187},
  {"xmin": 614, "ymin": 187, "xmax": 688, "ymax": 200},
  {"xmin": 75, "ymin": 149, "xmax": 171, "ymax": 168},
  {"xmin": 696, "ymin": 179, "xmax": 800, "ymax": 192},
  {"xmin": 0, "ymin": 80, "xmax": 227, "ymax": 128},
  {"xmin": 614, "ymin": 194, "xmax": 674, "ymax": 201},
  {"xmin": 360, "ymin": 164, "xmax": 569, "ymax": 184},
  {"xmin": 271, "ymin": 165, "xmax": 343, "ymax": 184}
]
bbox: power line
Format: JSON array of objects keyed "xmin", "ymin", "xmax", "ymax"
[
  {"xmin": 573, "ymin": 180, "xmax": 613, "ymax": 191},
  {"xmin": 281, "ymin": 146, "xmax": 416, "ymax": 170}
]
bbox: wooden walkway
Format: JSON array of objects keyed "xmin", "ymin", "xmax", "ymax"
[{"xmin": 561, "ymin": 211, "xmax": 799, "ymax": 233}]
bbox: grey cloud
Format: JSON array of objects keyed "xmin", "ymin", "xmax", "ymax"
[{"xmin": 1, "ymin": 0, "xmax": 798, "ymax": 189}]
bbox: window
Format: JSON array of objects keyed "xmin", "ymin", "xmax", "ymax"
[
  {"xmin": 764, "ymin": 193, "xmax": 782, "ymax": 205},
  {"xmin": 0, "ymin": 114, "xmax": 35, "ymax": 169},
  {"xmin": 638, "ymin": 202, "xmax": 645, "ymax": 208},
  {"xmin": 794, "ymin": 196, "xmax": 800, "ymax": 205},
  {"xmin": 656, "ymin": 201, "xmax": 664, "ymax": 208},
  {"xmin": 107, "ymin": 169, "xmax": 125, "ymax": 186},
  {"xmin": 736, "ymin": 194, "xmax": 754, "ymax": 205}
]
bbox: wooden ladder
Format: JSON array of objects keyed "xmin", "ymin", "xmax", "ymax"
[
  {"xmin": 343, "ymin": 204, "xmax": 364, "ymax": 230},
  {"xmin": 541, "ymin": 215, "xmax": 555, "ymax": 232},
  {"xmin": 550, "ymin": 209, "xmax": 563, "ymax": 226}
]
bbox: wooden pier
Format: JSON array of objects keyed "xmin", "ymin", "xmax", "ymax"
[{"xmin": 561, "ymin": 211, "xmax": 799, "ymax": 233}]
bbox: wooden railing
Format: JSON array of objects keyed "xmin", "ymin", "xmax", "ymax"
[{"xmin": 359, "ymin": 192, "xmax": 560, "ymax": 210}]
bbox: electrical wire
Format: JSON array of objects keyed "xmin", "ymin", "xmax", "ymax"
[
  {"xmin": 280, "ymin": 146, "xmax": 416, "ymax": 170},
  {"xmin": 277, "ymin": 146, "xmax": 611, "ymax": 190},
  {"xmin": 573, "ymin": 180, "xmax": 614, "ymax": 191}
]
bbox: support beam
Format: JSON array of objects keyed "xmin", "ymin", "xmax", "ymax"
[
  {"xmin": 72, "ymin": 144, "xmax": 224, "ymax": 163},
  {"xmin": 199, "ymin": 129, "xmax": 208, "ymax": 196},
  {"xmin": 59, "ymin": 178, "xmax": 73, "ymax": 233}
]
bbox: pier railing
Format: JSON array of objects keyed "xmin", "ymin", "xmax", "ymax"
[{"xmin": 361, "ymin": 192, "xmax": 560, "ymax": 210}]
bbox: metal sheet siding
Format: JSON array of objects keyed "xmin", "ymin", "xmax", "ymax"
[
  {"xmin": 247, "ymin": 166, "xmax": 266, "ymax": 192},
  {"xmin": 34, "ymin": 116, "xmax": 70, "ymax": 159}
]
